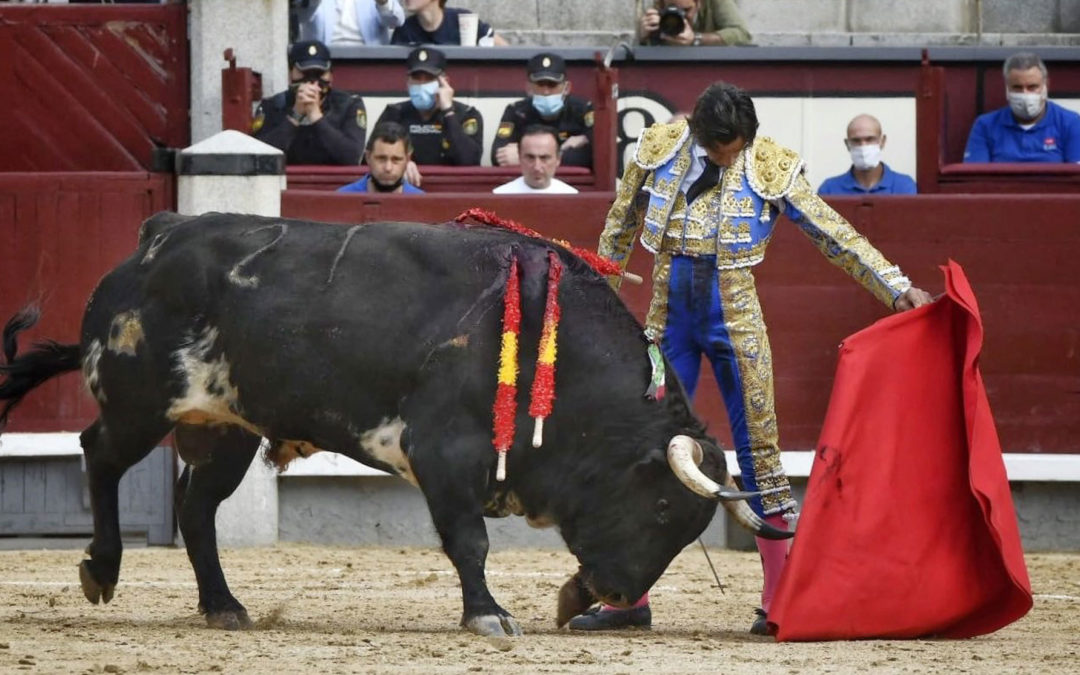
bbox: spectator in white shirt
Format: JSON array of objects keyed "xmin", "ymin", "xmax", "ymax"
[
  {"xmin": 493, "ymin": 125, "xmax": 579, "ymax": 194},
  {"xmin": 298, "ymin": 0, "xmax": 405, "ymax": 47}
]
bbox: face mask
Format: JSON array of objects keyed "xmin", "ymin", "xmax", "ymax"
[
  {"xmin": 408, "ymin": 80, "xmax": 440, "ymax": 111},
  {"xmin": 532, "ymin": 93, "xmax": 565, "ymax": 118},
  {"xmin": 370, "ymin": 175, "xmax": 405, "ymax": 192},
  {"xmin": 849, "ymin": 143, "xmax": 882, "ymax": 171},
  {"xmin": 1007, "ymin": 90, "xmax": 1045, "ymax": 121}
]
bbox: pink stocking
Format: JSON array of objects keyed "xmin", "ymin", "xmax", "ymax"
[
  {"xmin": 756, "ymin": 514, "xmax": 791, "ymax": 613},
  {"xmin": 601, "ymin": 591, "xmax": 650, "ymax": 612}
]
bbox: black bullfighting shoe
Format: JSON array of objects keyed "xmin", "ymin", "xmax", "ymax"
[
  {"xmin": 749, "ymin": 607, "xmax": 770, "ymax": 635},
  {"xmin": 568, "ymin": 604, "xmax": 652, "ymax": 631}
]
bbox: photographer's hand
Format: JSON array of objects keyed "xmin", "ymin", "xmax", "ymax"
[
  {"xmin": 640, "ymin": 8, "xmax": 660, "ymax": 36},
  {"xmin": 660, "ymin": 19, "xmax": 696, "ymax": 46}
]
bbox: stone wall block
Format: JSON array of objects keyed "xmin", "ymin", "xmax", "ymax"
[
  {"xmin": 741, "ymin": 0, "xmax": 846, "ymax": 33},
  {"xmin": 850, "ymin": 0, "xmax": 974, "ymax": 34},
  {"xmin": 1061, "ymin": 0, "xmax": 1080, "ymax": 32},
  {"xmin": 982, "ymin": 0, "xmax": 1058, "ymax": 33},
  {"xmin": 535, "ymin": 0, "xmax": 638, "ymax": 32},
  {"xmin": 454, "ymin": 0, "xmax": 540, "ymax": 31}
]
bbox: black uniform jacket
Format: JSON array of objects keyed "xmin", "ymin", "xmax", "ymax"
[
  {"xmin": 376, "ymin": 100, "xmax": 484, "ymax": 166},
  {"xmin": 253, "ymin": 88, "xmax": 367, "ymax": 165},
  {"xmin": 490, "ymin": 95, "xmax": 594, "ymax": 168}
]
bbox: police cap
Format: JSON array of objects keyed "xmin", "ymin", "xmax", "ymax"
[
  {"xmin": 406, "ymin": 47, "xmax": 447, "ymax": 76},
  {"xmin": 527, "ymin": 53, "xmax": 566, "ymax": 83},
  {"xmin": 289, "ymin": 40, "xmax": 331, "ymax": 71}
]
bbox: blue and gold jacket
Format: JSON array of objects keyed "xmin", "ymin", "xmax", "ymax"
[{"xmin": 598, "ymin": 121, "xmax": 912, "ymax": 308}]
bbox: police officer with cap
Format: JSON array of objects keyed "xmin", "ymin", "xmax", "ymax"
[
  {"xmin": 376, "ymin": 46, "xmax": 484, "ymax": 174},
  {"xmin": 252, "ymin": 40, "xmax": 367, "ymax": 165},
  {"xmin": 492, "ymin": 52, "xmax": 594, "ymax": 169}
]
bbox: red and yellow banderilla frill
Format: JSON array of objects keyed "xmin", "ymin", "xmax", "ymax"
[
  {"xmin": 529, "ymin": 251, "xmax": 562, "ymax": 447},
  {"xmin": 493, "ymin": 256, "xmax": 521, "ymax": 482}
]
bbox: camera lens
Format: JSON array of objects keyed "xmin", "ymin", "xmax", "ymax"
[{"xmin": 658, "ymin": 7, "xmax": 686, "ymax": 37}]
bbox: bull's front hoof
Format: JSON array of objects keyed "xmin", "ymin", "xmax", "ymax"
[
  {"xmin": 205, "ymin": 609, "xmax": 253, "ymax": 631},
  {"xmin": 78, "ymin": 561, "xmax": 115, "ymax": 605},
  {"xmin": 464, "ymin": 614, "xmax": 523, "ymax": 637}
]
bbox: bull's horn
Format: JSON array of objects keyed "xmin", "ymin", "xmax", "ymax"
[
  {"xmin": 668, "ymin": 435, "xmax": 771, "ymax": 503},
  {"xmin": 721, "ymin": 475, "xmax": 794, "ymax": 540},
  {"xmin": 667, "ymin": 435, "xmax": 721, "ymax": 498}
]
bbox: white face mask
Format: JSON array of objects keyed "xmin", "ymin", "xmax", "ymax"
[
  {"xmin": 1007, "ymin": 90, "xmax": 1045, "ymax": 121},
  {"xmin": 849, "ymin": 143, "xmax": 882, "ymax": 171}
]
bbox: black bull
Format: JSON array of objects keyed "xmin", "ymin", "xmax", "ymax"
[{"xmin": 0, "ymin": 211, "xmax": 788, "ymax": 636}]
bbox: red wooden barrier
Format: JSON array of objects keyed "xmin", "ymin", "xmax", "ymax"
[
  {"xmin": 0, "ymin": 4, "xmax": 189, "ymax": 171},
  {"xmin": 2, "ymin": 184, "xmax": 1076, "ymax": 455},
  {"xmin": 0, "ymin": 173, "xmax": 173, "ymax": 432},
  {"xmin": 285, "ymin": 165, "xmax": 595, "ymax": 193},
  {"xmin": 282, "ymin": 190, "xmax": 1080, "ymax": 455}
]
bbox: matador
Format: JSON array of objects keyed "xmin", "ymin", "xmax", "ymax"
[{"xmin": 568, "ymin": 83, "xmax": 932, "ymax": 634}]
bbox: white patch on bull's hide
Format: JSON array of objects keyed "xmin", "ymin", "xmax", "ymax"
[
  {"xmin": 357, "ymin": 417, "xmax": 417, "ymax": 487},
  {"xmin": 106, "ymin": 311, "xmax": 144, "ymax": 356},
  {"xmin": 82, "ymin": 340, "xmax": 106, "ymax": 403},
  {"xmin": 141, "ymin": 232, "xmax": 169, "ymax": 265},
  {"xmin": 166, "ymin": 327, "xmax": 261, "ymax": 436}
]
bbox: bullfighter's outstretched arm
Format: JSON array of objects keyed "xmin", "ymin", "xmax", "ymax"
[
  {"xmin": 781, "ymin": 173, "xmax": 913, "ymax": 308},
  {"xmin": 597, "ymin": 159, "xmax": 649, "ymax": 290}
]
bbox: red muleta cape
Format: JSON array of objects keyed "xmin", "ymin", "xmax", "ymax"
[{"xmin": 768, "ymin": 260, "xmax": 1032, "ymax": 641}]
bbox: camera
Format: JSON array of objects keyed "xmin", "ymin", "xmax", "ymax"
[{"xmin": 657, "ymin": 6, "xmax": 687, "ymax": 37}]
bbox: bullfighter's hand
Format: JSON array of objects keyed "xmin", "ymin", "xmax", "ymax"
[{"xmin": 894, "ymin": 287, "xmax": 934, "ymax": 311}]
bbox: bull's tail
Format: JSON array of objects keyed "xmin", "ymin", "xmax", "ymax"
[{"xmin": 0, "ymin": 306, "xmax": 81, "ymax": 431}]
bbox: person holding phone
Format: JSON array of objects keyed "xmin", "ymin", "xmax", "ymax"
[{"xmin": 252, "ymin": 40, "xmax": 368, "ymax": 165}]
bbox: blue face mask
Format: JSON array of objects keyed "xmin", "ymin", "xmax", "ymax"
[
  {"xmin": 532, "ymin": 93, "xmax": 565, "ymax": 118},
  {"xmin": 408, "ymin": 81, "xmax": 440, "ymax": 111}
]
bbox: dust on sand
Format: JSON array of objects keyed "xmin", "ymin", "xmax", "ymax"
[{"xmin": 0, "ymin": 544, "xmax": 1076, "ymax": 674}]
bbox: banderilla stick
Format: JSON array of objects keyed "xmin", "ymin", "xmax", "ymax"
[{"xmin": 698, "ymin": 537, "xmax": 726, "ymax": 594}]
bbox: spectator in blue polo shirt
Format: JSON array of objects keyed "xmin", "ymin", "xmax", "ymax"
[
  {"xmin": 818, "ymin": 114, "xmax": 917, "ymax": 195},
  {"xmin": 339, "ymin": 122, "xmax": 425, "ymax": 194},
  {"xmin": 964, "ymin": 52, "xmax": 1080, "ymax": 163}
]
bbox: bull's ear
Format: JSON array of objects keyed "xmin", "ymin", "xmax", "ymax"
[{"xmin": 633, "ymin": 447, "xmax": 667, "ymax": 474}]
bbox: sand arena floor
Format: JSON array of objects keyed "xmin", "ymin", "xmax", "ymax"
[{"xmin": 0, "ymin": 544, "xmax": 1076, "ymax": 674}]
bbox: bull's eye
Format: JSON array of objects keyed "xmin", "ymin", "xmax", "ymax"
[{"xmin": 655, "ymin": 498, "xmax": 671, "ymax": 524}]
